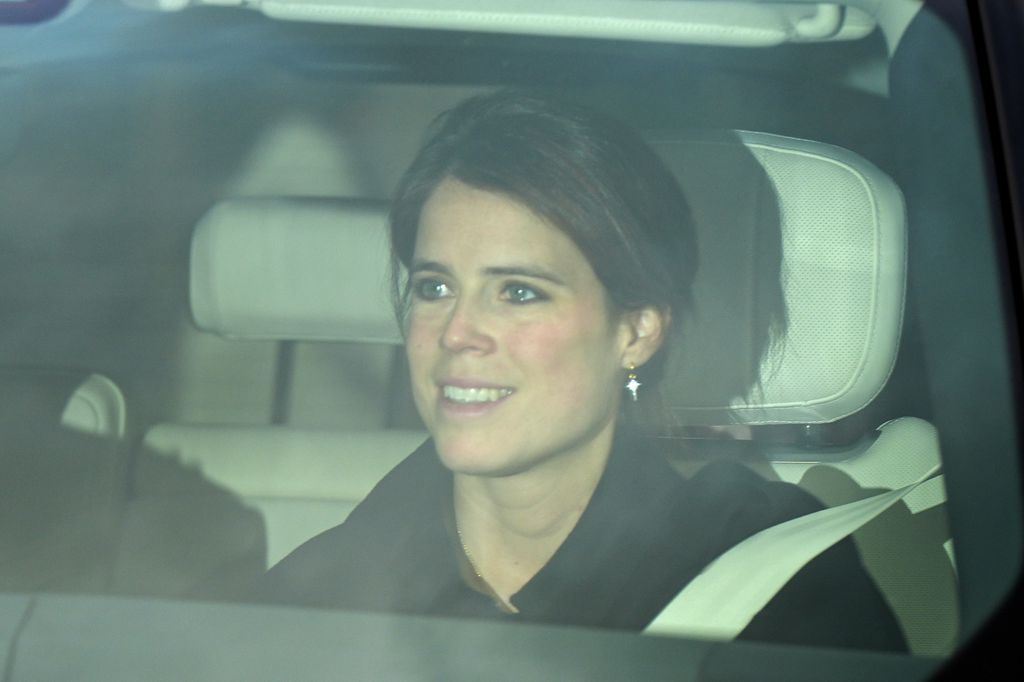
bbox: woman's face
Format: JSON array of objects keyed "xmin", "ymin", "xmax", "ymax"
[{"xmin": 405, "ymin": 177, "xmax": 659, "ymax": 478}]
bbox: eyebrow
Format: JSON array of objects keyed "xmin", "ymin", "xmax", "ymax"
[{"xmin": 410, "ymin": 260, "xmax": 567, "ymax": 286}]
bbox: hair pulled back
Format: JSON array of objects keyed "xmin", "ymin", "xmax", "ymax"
[{"xmin": 390, "ymin": 90, "xmax": 697, "ymax": 387}]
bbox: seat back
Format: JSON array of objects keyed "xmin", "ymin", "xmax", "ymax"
[
  {"xmin": 653, "ymin": 131, "xmax": 906, "ymax": 426},
  {"xmin": 138, "ymin": 425, "xmax": 424, "ymax": 567},
  {"xmin": 649, "ymin": 131, "xmax": 954, "ymax": 654},
  {"xmin": 130, "ymin": 198, "xmax": 422, "ymax": 585},
  {"xmin": 768, "ymin": 417, "xmax": 955, "ymax": 655}
]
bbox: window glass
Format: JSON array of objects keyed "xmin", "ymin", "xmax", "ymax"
[{"xmin": 0, "ymin": 1, "xmax": 1020, "ymax": 678}]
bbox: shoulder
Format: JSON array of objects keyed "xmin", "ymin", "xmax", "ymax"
[
  {"xmin": 688, "ymin": 459, "xmax": 820, "ymax": 509},
  {"xmin": 683, "ymin": 459, "xmax": 824, "ymax": 542},
  {"xmin": 685, "ymin": 461, "xmax": 907, "ymax": 651},
  {"xmin": 596, "ymin": 445, "xmax": 823, "ymax": 568}
]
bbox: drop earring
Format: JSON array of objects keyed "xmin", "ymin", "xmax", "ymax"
[{"xmin": 625, "ymin": 364, "xmax": 641, "ymax": 401}]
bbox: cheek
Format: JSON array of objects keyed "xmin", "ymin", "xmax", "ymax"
[
  {"xmin": 404, "ymin": 313, "xmax": 439, "ymax": 373},
  {"xmin": 508, "ymin": 313, "xmax": 619, "ymax": 390}
]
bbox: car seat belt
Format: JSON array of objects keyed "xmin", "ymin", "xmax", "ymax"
[{"xmin": 644, "ymin": 465, "xmax": 943, "ymax": 639}]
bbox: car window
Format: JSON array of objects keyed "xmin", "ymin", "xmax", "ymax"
[{"xmin": 0, "ymin": 1, "xmax": 1021, "ymax": 679}]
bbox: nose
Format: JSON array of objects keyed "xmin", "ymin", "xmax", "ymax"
[{"xmin": 440, "ymin": 296, "xmax": 496, "ymax": 354}]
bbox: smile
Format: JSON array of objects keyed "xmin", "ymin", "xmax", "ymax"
[{"xmin": 441, "ymin": 386, "xmax": 514, "ymax": 403}]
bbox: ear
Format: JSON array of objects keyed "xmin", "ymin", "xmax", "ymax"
[{"xmin": 617, "ymin": 305, "xmax": 670, "ymax": 369}]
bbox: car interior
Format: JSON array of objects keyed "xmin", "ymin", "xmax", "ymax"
[{"xmin": 0, "ymin": 0, "xmax": 1021, "ymax": 679}]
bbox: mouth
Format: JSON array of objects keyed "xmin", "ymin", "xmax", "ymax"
[{"xmin": 441, "ymin": 385, "xmax": 515, "ymax": 404}]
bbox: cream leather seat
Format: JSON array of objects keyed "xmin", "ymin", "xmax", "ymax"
[
  {"xmin": 131, "ymin": 198, "xmax": 423, "ymax": 574},
  {"xmin": 650, "ymin": 131, "xmax": 954, "ymax": 655}
]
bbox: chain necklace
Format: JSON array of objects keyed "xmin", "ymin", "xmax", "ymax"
[
  {"xmin": 455, "ymin": 521, "xmax": 520, "ymax": 613},
  {"xmin": 455, "ymin": 522, "xmax": 485, "ymax": 581}
]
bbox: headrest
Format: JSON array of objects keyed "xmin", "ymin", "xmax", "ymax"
[
  {"xmin": 654, "ymin": 131, "xmax": 906, "ymax": 425},
  {"xmin": 190, "ymin": 197, "xmax": 401, "ymax": 343}
]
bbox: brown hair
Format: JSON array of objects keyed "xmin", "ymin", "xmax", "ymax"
[{"xmin": 389, "ymin": 90, "xmax": 697, "ymax": 387}]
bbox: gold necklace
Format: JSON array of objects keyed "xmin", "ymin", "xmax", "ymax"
[
  {"xmin": 455, "ymin": 523, "xmax": 519, "ymax": 613},
  {"xmin": 455, "ymin": 523, "xmax": 484, "ymax": 581}
]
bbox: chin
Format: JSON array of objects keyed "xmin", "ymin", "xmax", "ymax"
[{"xmin": 432, "ymin": 434, "xmax": 525, "ymax": 477}]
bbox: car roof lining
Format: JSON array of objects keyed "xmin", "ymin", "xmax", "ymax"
[{"xmin": 126, "ymin": 0, "xmax": 877, "ymax": 47}]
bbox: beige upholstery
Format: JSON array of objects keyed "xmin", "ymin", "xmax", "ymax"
[
  {"xmin": 648, "ymin": 132, "xmax": 953, "ymax": 654},
  {"xmin": 190, "ymin": 198, "xmax": 399, "ymax": 343},
  {"xmin": 653, "ymin": 131, "xmax": 907, "ymax": 426},
  {"xmin": 130, "ymin": 199, "xmax": 422, "ymax": 580},
  {"xmin": 769, "ymin": 417, "xmax": 955, "ymax": 655},
  {"xmin": 139, "ymin": 426, "xmax": 426, "ymax": 567}
]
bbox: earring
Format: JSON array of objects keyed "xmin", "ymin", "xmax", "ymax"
[{"xmin": 625, "ymin": 364, "xmax": 642, "ymax": 402}]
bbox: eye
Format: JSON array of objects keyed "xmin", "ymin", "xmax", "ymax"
[
  {"xmin": 502, "ymin": 282, "xmax": 546, "ymax": 304},
  {"xmin": 412, "ymin": 278, "xmax": 453, "ymax": 301}
]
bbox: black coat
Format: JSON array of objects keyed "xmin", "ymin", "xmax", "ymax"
[{"xmin": 255, "ymin": 434, "xmax": 907, "ymax": 652}]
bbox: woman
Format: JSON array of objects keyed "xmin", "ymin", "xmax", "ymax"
[{"xmin": 257, "ymin": 91, "xmax": 905, "ymax": 651}]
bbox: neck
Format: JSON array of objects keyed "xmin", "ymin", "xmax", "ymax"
[{"xmin": 452, "ymin": 424, "xmax": 617, "ymax": 604}]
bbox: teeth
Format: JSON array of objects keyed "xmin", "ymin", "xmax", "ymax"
[{"xmin": 443, "ymin": 386, "xmax": 513, "ymax": 403}]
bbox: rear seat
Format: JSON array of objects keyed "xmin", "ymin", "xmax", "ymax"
[
  {"xmin": 122, "ymin": 198, "xmax": 425, "ymax": 594},
  {"xmin": 139, "ymin": 425, "xmax": 424, "ymax": 567}
]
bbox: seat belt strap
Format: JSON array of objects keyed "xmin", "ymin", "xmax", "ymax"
[{"xmin": 644, "ymin": 465, "xmax": 942, "ymax": 639}]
